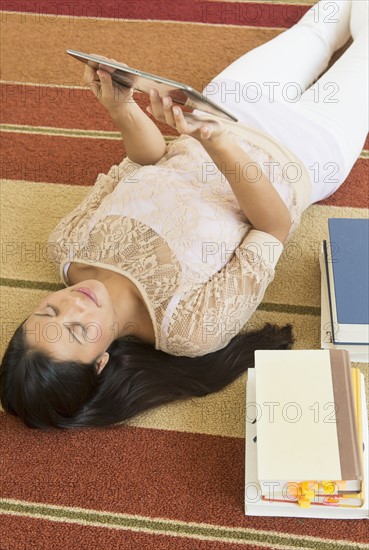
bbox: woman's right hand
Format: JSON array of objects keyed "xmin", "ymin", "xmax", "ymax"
[
  {"xmin": 83, "ymin": 54, "xmax": 136, "ymax": 116},
  {"xmin": 146, "ymin": 88, "xmax": 227, "ymax": 146}
]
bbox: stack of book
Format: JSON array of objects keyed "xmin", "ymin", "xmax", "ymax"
[
  {"xmin": 320, "ymin": 218, "xmax": 369, "ymax": 362},
  {"xmin": 244, "ymin": 349, "xmax": 368, "ymax": 519}
]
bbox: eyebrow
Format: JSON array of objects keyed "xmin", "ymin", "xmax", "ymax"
[{"xmin": 32, "ymin": 305, "xmax": 83, "ymax": 345}]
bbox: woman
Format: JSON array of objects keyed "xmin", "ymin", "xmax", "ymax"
[{"xmin": 1, "ymin": 0, "xmax": 367, "ymax": 429}]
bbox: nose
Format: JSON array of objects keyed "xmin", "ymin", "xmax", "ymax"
[
  {"xmin": 72, "ymin": 291, "xmax": 95, "ymax": 308},
  {"xmin": 57, "ymin": 292, "xmax": 91, "ymax": 321}
]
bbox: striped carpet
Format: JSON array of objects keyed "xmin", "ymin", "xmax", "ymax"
[{"xmin": 1, "ymin": 1, "xmax": 369, "ymax": 548}]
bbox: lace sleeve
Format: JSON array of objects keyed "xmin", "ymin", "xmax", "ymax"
[
  {"xmin": 46, "ymin": 156, "xmax": 143, "ymax": 263},
  {"xmin": 163, "ymin": 229, "xmax": 284, "ymax": 357}
]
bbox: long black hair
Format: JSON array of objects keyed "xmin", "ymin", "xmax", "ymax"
[{"xmin": 0, "ymin": 320, "xmax": 294, "ymax": 430}]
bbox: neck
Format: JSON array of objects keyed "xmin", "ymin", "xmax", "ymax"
[{"xmin": 103, "ymin": 275, "xmax": 146, "ymax": 341}]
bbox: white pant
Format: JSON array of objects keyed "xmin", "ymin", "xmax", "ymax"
[{"xmin": 199, "ymin": 0, "xmax": 369, "ymax": 206}]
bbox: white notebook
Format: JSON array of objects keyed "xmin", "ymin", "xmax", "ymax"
[{"xmin": 255, "ymin": 350, "xmax": 345, "ymax": 481}]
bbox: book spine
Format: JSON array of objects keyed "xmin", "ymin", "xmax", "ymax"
[
  {"xmin": 330, "ymin": 350, "xmax": 363, "ymax": 481},
  {"xmin": 322, "ymin": 240, "xmax": 337, "ymax": 343},
  {"xmin": 353, "ymin": 368, "xmax": 365, "ymax": 501}
]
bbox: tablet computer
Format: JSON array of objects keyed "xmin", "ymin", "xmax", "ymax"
[{"xmin": 66, "ymin": 49, "xmax": 238, "ymax": 122}]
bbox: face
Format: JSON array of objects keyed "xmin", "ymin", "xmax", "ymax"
[{"xmin": 23, "ymin": 280, "xmax": 119, "ymax": 367}]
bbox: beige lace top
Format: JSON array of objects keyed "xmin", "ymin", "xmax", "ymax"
[{"xmin": 47, "ymin": 118, "xmax": 312, "ymax": 357}]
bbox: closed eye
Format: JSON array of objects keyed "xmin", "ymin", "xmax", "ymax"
[
  {"xmin": 46, "ymin": 304, "xmax": 87, "ymax": 333},
  {"xmin": 32, "ymin": 303, "xmax": 87, "ymax": 344}
]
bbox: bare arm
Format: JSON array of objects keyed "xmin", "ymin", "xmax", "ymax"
[
  {"xmin": 143, "ymin": 90, "xmax": 292, "ymax": 244},
  {"xmin": 200, "ymin": 134, "xmax": 292, "ymax": 244},
  {"xmin": 84, "ymin": 56, "xmax": 167, "ymax": 166},
  {"xmin": 110, "ymin": 102, "xmax": 167, "ymax": 166}
]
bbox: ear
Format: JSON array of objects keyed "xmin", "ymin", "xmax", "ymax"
[{"xmin": 95, "ymin": 351, "xmax": 110, "ymax": 374}]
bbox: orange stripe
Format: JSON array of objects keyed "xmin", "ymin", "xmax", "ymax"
[{"xmin": 1, "ymin": 14, "xmax": 285, "ymax": 88}]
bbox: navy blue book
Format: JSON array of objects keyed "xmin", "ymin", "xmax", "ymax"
[{"xmin": 322, "ymin": 219, "xmax": 369, "ymax": 345}]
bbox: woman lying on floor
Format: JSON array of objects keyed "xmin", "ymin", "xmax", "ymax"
[{"xmin": 1, "ymin": 0, "xmax": 368, "ymax": 429}]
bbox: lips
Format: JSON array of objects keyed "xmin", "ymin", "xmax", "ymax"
[{"xmin": 76, "ymin": 287, "xmax": 98, "ymax": 306}]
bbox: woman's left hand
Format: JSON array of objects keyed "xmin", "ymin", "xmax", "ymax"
[{"xmin": 146, "ymin": 88, "xmax": 227, "ymax": 145}]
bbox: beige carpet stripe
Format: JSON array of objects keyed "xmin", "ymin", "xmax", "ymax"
[
  {"xmin": 0, "ymin": 80, "xmax": 88, "ymax": 87},
  {"xmin": 1, "ymin": 179, "xmax": 366, "ymax": 308},
  {"xmin": 1, "ymin": 284, "xmax": 367, "ymax": 435},
  {"xmin": 266, "ymin": 205, "xmax": 369, "ymax": 308},
  {"xmin": 0, "ymin": 124, "xmax": 178, "ymax": 142},
  {"xmin": 0, "ymin": 123, "xmax": 120, "ymax": 140},
  {"xmin": 0, "ymin": 499, "xmax": 367, "ymax": 550},
  {"xmin": 0, "ymin": 277, "xmax": 320, "ymax": 316}
]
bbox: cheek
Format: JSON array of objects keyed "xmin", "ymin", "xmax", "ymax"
[
  {"xmin": 94, "ymin": 314, "xmax": 113, "ymax": 342},
  {"xmin": 40, "ymin": 291, "xmax": 62, "ymax": 305},
  {"xmin": 104, "ymin": 314, "xmax": 118, "ymax": 341}
]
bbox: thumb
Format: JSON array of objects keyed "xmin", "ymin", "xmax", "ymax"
[{"xmin": 201, "ymin": 126, "xmax": 211, "ymax": 139}]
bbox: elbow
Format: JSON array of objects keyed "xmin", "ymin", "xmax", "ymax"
[
  {"xmin": 278, "ymin": 225, "xmax": 292, "ymax": 245},
  {"xmin": 265, "ymin": 217, "xmax": 292, "ymax": 245},
  {"xmin": 276, "ymin": 211, "xmax": 293, "ymax": 245}
]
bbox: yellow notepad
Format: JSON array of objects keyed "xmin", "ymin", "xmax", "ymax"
[{"xmin": 340, "ymin": 368, "xmax": 365, "ymax": 504}]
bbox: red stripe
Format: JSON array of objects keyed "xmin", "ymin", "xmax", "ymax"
[
  {"xmin": 1, "ymin": 131, "xmax": 367, "ymax": 209},
  {"xmin": 0, "ymin": 83, "xmax": 181, "ymax": 136},
  {"xmin": 0, "ymin": 1, "xmax": 310, "ymax": 28},
  {"xmin": 1, "ymin": 415, "xmax": 368, "ymax": 542},
  {"xmin": 2, "ymin": 82, "xmax": 367, "ymax": 154},
  {"xmin": 0, "ymin": 83, "xmax": 369, "ymax": 150},
  {"xmin": 0, "ymin": 132, "xmax": 126, "ymax": 186},
  {"xmin": 316, "ymin": 158, "xmax": 369, "ymax": 208}
]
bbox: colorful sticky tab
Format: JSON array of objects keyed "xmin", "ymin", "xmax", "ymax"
[
  {"xmin": 300, "ymin": 481, "xmax": 316, "ymax": 500},
  {"xmin": 298, "ymin": 497, "xmax": 311, "ymax": 508},
  {"xmin": 322, "ymin": 497, "xmax": 340, "ymax": 507},
  {"xmin": 320, "ymin": 481, "xmax": 336, "ymax": 494}
]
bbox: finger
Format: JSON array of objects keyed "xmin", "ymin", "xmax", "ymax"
[
  {"xmin": 87, "ymin": 77, "xmax": 102, "ymax": 99},
  {"xmin": 87, "ymin": 80, "xmax": 101, "ymax": 100},
  {"xmin": 84, "ymin": 54, "xmax": 114, "ymax": 82},
  {"xmin": 162, "ymin": 96, "xmax": 176, "ymax": 127},
  {"xmin": 87, "ymin": 53, "xmax": 109, "ymax": 72},
  {"xmin": 96, "ymin": 69, "xmax": 112, "ymax": 93},
  {"xmin": 200, "ymin": 125, "xmax": 211, "ymax": 139},
  {"xmin": 172, "ymin": 106, "xmax": 188, "ymax": 133},
  {"xmin": 98, "ymin": 62, "xmax": 116, "ymax": 75},
  {"xmin": 147, "ymin": 88, "xmax": 165, "ymax": 120},
  {"xmin": 109, "ymin": 58, "xmax": 129, "ymax": 68},
  {"xmin": 83, "ymin": 62, "xmax": 98, "ymax": 84},
  {"xmin": 97, "ymin": 69, "xmax": 131, "ymax": 93},
  {"xmin": 90, "ymin": 53, "xmax": 109, "ymax": 61}
]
